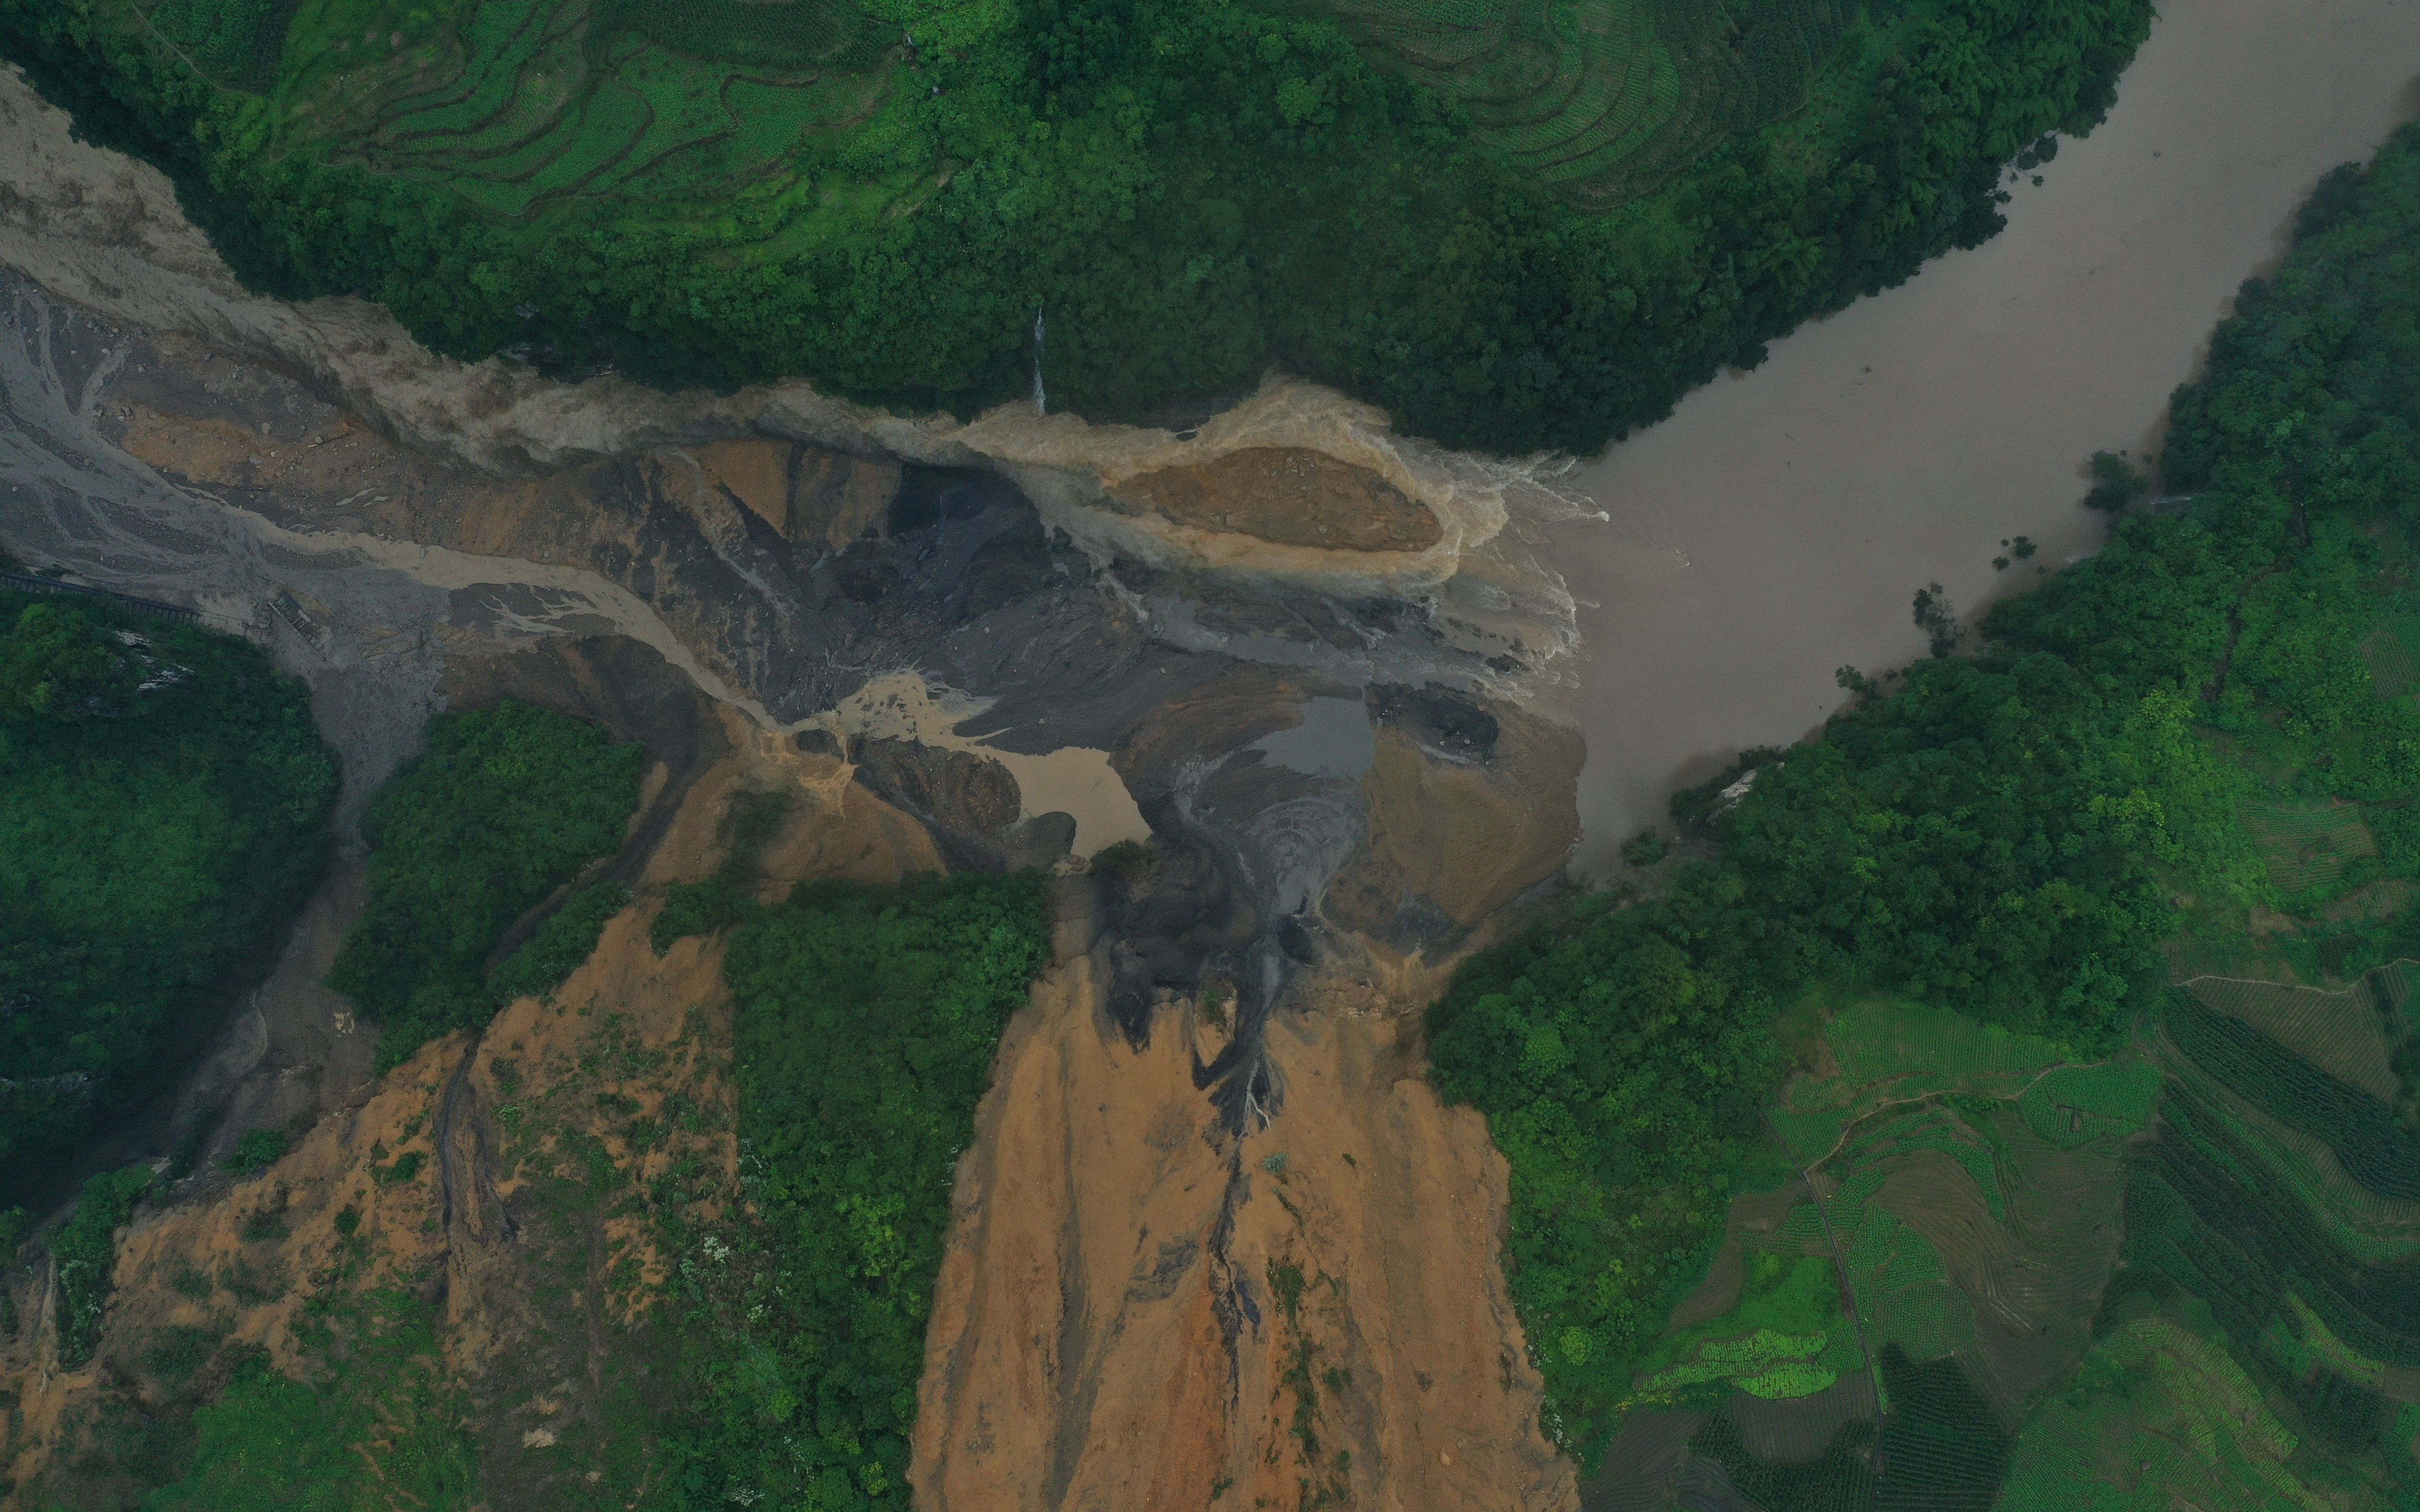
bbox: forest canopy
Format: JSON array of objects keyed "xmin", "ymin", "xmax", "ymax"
[
  {"xmin": 0, "ymin": 592, "xmax": 338, "ymax": 1187},
  {"xmin": 0, "ymin": 0, "xmax": 2149, "ymax": 453},
  {"xmin": 670, "ymin": 873, "xmax": 1048, "ymax": 1510},
  {"xmin": 330, "ymin": 699, "xmax": 646, "ymax": 1070}
]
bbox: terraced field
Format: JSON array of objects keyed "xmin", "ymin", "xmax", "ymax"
[
  {"xmin": 229, "ymin": 0, "xmax": 897, "ymax": 221},
  {"xmin": 136, "ymin": 0, "xmax": 296, "ymax": 86},
  {"xmin": 1325, "ymin": 0, "xmax": 1853, "ymax": 200},
  {"xmin": 2361, "ymin": 615, "xmax": 2420, "ymax": 701},
  {"xmin": 20, "ymin": 0, "xmax": 2154, "ymax": 443},
  {"xmin": 168, "ymin": 0, "xmax": 1854, "ymax": 217},
  {"xmin": 2242, "ymin": 798, "xmax": 2382, "ymax": 894},
  {"xmin": 1610, "ymin": 997, "xmax": 2143, "ymax": 1507},
  {"xmin": 1634, "ymin": 959, "xmax": 2420, "ymax": 1510}
]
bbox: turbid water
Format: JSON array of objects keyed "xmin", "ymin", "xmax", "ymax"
[
  {"xmin": 1558, "ymin": 0, "xmax": 2420, "ymax": 875},
  {"xmin": 821, "ymin": 671, "xmax": 1153, "ymax": 855}
]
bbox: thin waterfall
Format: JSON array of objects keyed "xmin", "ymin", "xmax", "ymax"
[{"xmin": 1031, "ymin": 305, "xmax": 1046, "ymax": 414}]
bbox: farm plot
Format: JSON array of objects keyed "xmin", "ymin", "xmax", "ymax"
[
  {"xmin": 2184, "ymin": 973, "xmax": 2401, "ymax": 1104},
  {"xmin": 2017, "ymin": 1062, "xmax": 2162, "ymax": 1149},
  {"xmin": 2155, "ymin": 1005, "xmax": 2420, "ymax": 1261},
  {"xmin": 2241, "ymin": 798, "xmax": 2380, "ymax": 894},
  {"xmin": 2128, "ymin": 1084, "xmax": 2420, "ymax": 1371},
  {"xmin": 1327, "ymin": 0, "xmax": 1851, "ymax": 201},
  {"xmin": 1656, "ymin": 997, "xmax": 2140, "ymax": 1507},
  {"xmin": 296, "ymin": 0, "xmax": 894, "ymax": 219},
  {"xmin": 2360, "ymin": 615, "xmax": 2420, "ymax": 701},
  {"xmin": 2000, "ymin": 1312, "xmax": 2336, "ymax": 1512},
  {"xmin": 596, "ymin": 0, "xmax": 888, "ymax": 70},
  {"xmin": 1574, "ymin": 0, "xmax": 1848, "ymax": 202},
  {"xmin": 1770, "ymin": 996, "xmax": 2064, "ymax": 1163},
  {"xmin": 2164, "ymin": 990, "xmax": 2420, "ymax": 1203}
]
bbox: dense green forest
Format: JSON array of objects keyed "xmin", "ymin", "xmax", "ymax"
[
  {"xmin": 0, "ymin": 0, "xmax": 2148, "ymax": 452},
  {"xmin": 666, "ymin": 874, "xmax": 1047, "ymax": 1510},
  {"xmin": 1429, "ymin": 118, "xmax": 2420, "ymax": 1489},
  {"xmin": 330, "ymin": 699, "xmax": 646, "ymax": 1069},
  {"xmin": 0, "ymin": 592, "xmax": 337, "ymax": 1186}
]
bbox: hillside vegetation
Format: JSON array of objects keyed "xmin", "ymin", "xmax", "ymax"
[
  {"xmin": 0, "ymin": 0, "xmax": 2146, "ymax": 452},
  {"xmin": 1431, "ymin": 119, "xmax": 2420, "ymax": 1496},
  {"xmin": 8, "ymin": 867, "xmax": 1046, "ymax": 1512},
  {"xmin": 668, "ymin": 873, "xmax": 1048, "ymax": 1510},
  {"xmin": 0, "ymin": 591, "xmax": 337, "ymax": 1187},
  {"xmin": 330, "ymin": 698, "xmax": 646, "ymax": 1070}
]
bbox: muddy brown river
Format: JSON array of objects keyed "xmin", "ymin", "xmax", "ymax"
[{"xmin": 1557, "ymin": 0, "xmax": 2420, "ymax": 875}]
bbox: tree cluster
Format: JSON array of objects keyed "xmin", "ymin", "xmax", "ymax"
[
  {"xmin": 329, "ymin": 700, "xmax": 646, "ymax": 1071},
  {"xmin": 667, "ymin": 873, "xmax": 1048, "ymax": 1510},
  {"xmin": 0, "ymin": 596, "xmax": 337, "ymax": 1185}
]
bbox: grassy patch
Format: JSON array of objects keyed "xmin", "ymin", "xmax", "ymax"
[
  {"xmin": 51, "ymin": 1165, "xmax": 154, "ymax": 1369},
  {"xmin": 2243, "ymin": 799, "xmax": 2380, "ymax": 894},
  {"xmin": 144, "ymin": 1290, "xmax": 477, "ymax": 1510}
]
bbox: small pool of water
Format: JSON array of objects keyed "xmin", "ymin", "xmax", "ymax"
[{"xmin": 1252, "ymin": 696, "xmax": 1377, "ymax": 779}]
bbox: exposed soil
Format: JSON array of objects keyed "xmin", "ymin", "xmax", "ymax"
[
  {"xmin": 1324, "ymin": 700, "xmax": 1583, "ymax": 950},
  {"xmin": 697, "ymin": 436, "xmax": 902, "ymax": 550},
  {"xmin": 0, "ymin": 247, "xmax": 1589, "ymax": 1510},
  {"xmin": 913, "ymin": 895, "xmax": 1573, "ymax": 1511},
  {"xmin": 1110, "ymin": 447, "xmax": 1443, "ymax": 552}
]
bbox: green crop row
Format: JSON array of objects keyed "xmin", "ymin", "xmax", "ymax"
[{"xmin": 2166, "ymin": 991, "xmax": 2420, "ymax": 1203}]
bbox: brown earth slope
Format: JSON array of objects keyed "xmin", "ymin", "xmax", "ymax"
[
  {"xmin": 1108, "ymin": 448, "xmax": 1444, "ymax": 553},
  {"xmin": 914, "ymin": 902, "xmax": 1575, "ymax": 1512},
  {"xmin": 0, "ymin": 679, "xmax": 1577, "ymax": 1512}
]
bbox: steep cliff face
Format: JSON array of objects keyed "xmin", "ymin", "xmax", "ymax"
[{"xmin": 0, "ymin": 63, "xmax": 1588, "ymax": 1511}]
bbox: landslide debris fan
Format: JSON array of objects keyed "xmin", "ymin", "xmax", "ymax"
[{"xmin": 0, "ymin": 0, "xmax": 2147, "ymax": 451}]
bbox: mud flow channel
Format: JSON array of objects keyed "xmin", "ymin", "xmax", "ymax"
[{"xmin": 1556, "ymin": 0, "xmax": 2420, "ymax": 874}]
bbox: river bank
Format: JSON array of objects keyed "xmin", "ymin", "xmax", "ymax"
[{"xmin": 1556, "ymin": 0, "xmax": 2420, "ymax": 873}]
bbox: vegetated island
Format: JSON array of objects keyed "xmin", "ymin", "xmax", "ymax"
[
  {"xmin": 1428, "ymin": 121, "xmax": 2420, "ymax": 1502},
  {"xmin": 1, "ymin": 0, "xmax": 2146, "ymax": 452}
]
